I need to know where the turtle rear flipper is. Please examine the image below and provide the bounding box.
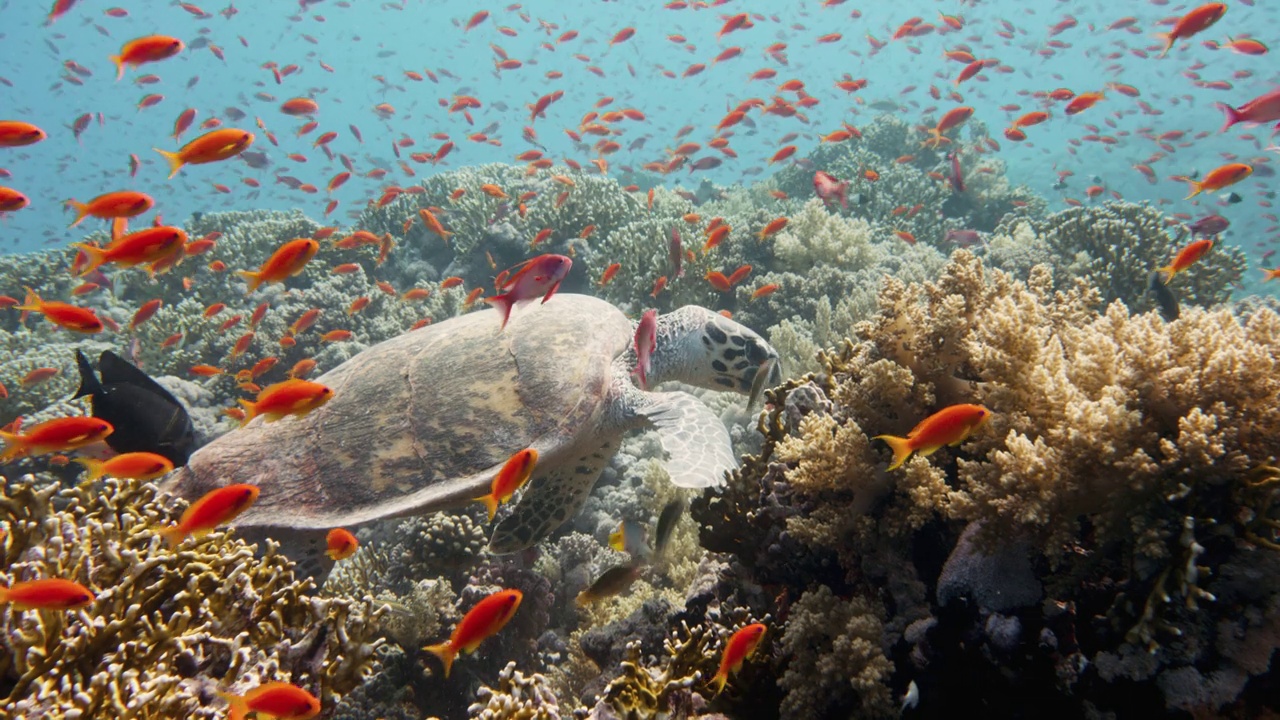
[489,436,619,554]
[238,526,336,588]
[640,390,736,489]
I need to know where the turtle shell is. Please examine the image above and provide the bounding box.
[162,293,633,529]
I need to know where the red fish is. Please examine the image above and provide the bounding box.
[238,379,334,425]
[423,589,523,678]
[110,35,184,80]
[0,186,30,212]
[710,623,767,695]
[14,287,104,333]
[1159,239,1214,281]
[874,404,990,470]
[1158,3,1227,58]
[325,528,359,561]
[237,238,319,293]
[1183,163,1252,198]
[159,483,260,546]
[0,415,113,461]
[632,309,657,389]
[485,254,572,329]
[65,190,154,227]
[473,448,539,521]
[813,171,849,209]
[1217,88,1280,132]
[0,121,46,147]
[217,681,320,720]
[0,578,95,611]
[73,226,187,275]
[76,451,173,481]
[155,128,254,178]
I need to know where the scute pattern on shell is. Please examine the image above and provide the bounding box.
[165,294,635,529]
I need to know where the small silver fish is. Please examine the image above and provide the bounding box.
[652,499,684,559]
[576,563,643,606]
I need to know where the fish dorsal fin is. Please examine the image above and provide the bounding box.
[97,350,184,407]
[73,349,101,400]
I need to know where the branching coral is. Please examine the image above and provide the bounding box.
[776,585,894,719]
[0,475,384,718]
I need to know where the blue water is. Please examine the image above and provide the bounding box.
[0,0,1276,269]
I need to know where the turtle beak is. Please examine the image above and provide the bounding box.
[747,356,780,410]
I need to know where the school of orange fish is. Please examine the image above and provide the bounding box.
[3,0,1280,711]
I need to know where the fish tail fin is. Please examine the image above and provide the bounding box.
[873,434,914,470]
[608,523,626,552]
[1183,178,1203,200]
[0,430,27,463]
[73,457,107,481]
[484,293,514,329]
[237,399,257,427]
[710,670,728,696]
[474,493,499,522]
[1156,33,1172,59]
[235,270,263,294]
[71,243,108,276]
[14,286,42,313]
[838,181,850,210]
[153,147,184,178]
[1264,268,1280,282]
[65,199,91,228]
[1157,264,1177,283]
[423,642,457,678]
[157,523,188,548]
[1215,102,1242,133]
[215,690,249,720]
[109,55,124,81]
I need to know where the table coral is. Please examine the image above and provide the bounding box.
[0,475,383,718]
[1013,201,1246,313]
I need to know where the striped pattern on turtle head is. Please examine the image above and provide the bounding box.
[640,305,782,395]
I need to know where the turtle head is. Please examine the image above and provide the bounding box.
[645,305,782,399]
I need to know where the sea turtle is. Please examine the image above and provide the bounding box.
[160,293,780,581]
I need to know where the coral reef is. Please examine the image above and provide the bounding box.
[0,475,383,718]
[1004,201,1246,313]
[693,250,1280,716]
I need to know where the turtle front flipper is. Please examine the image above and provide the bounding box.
[489,436,619,554]
[639,390,736,489]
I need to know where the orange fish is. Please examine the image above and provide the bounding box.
[0,415,113,462]
[155,128,254,178]
[14,287,104,333]
[710,623,767,695]
[1183,163,1252,199]
[473,448,539,521]
[874,403,990,470]
[1158,239,1214,282]
[598,262,621,286]
[0,185,30,212]
[0,578,96,611]
[159,483,260,547]
[320,329,352,342]
[238,379,334,426]
[0,120,47,147]
[110,35,184,80]
[65,190,154,228]
[75,451,174,481]
[757,217,788,241]
[237,238,319,293]
[325,528,359,561]
[423,589,523,678]
[1158,3,1227,58]
[419,208,453,242]
[705,271,732,292]
[217,681,320,720]
[1064,92,1104,116]
[72,226,187,275]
